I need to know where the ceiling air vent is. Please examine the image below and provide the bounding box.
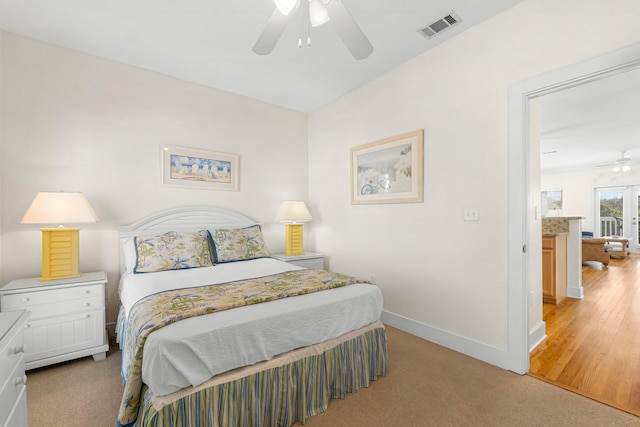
[418,11,462,39]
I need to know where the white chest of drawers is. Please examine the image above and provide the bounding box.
[0,272,109,370]
[0,310,29,427]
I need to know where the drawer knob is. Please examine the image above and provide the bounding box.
[83,289,91,294]
[13,344,26,355]
[21,297,30,302]
[14,375,27,386]
[84,314,91,318]
[83,302,91,308]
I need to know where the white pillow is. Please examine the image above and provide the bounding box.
[123,238,137,272]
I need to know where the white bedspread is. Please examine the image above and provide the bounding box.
[119,258,383,397]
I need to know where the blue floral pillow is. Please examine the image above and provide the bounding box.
[134,230,213,273]
[210,225,270,263]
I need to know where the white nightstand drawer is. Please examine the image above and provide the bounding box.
[2,283,102,309]
[3,295,103,319]
[271,253,325,270]
[0,355,26,424]
[0,328,25,386]
[2,284,103,319]
[292,258,324,270]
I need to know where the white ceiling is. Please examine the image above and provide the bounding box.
[538,68,640,174]
[0,0,522,113]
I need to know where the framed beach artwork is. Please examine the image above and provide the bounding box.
[350,130,424,205]
[162,145,239,191]
[541,189,563,217]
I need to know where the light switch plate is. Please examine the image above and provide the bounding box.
[464,207,479,221]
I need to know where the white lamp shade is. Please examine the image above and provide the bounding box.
[275,201,312,223]
[274,0,298,15]
[21,192,99,225]
[309,0,330,27]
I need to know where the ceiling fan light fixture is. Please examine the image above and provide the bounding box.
[309,0,330,27]
[274,0,298,16]
[623,165,631,172]
[612,165,621,173]
[255,0,372,60]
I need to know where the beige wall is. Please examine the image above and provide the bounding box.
[0,31,3,280]
[308,0,640,353]
[0,32,309,325]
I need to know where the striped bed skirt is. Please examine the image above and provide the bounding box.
[136,321,387,427]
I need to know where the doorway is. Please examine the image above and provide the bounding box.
[507,43,640,375]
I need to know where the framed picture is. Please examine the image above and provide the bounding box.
[162,145,239,191]
[541,189,563,217]
[351,130,424,205]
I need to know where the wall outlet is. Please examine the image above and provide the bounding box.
[464,207,480,221]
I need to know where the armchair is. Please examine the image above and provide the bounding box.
[582,238,610,266]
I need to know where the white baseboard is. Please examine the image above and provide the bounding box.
[381,310,513,371]
[566,285,584,299]
[528,320,546,352]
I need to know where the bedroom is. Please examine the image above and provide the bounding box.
[1,0,640,425]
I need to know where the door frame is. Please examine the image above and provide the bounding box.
[507,43,640,374]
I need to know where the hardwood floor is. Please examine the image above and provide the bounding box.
[529,254,640,416]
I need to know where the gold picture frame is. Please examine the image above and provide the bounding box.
[162,145,239,191]
[350,130,423,205]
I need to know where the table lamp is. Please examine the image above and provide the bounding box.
[21,191,99,281]
[275,201,312,256]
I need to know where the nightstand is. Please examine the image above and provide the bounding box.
[0,272,109,370]
[272,252,325,270]
[0,310,29,426]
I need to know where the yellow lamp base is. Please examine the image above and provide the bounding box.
[40,228,81,281]
[284,223,304,256]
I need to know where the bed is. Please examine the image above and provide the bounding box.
[115,206,387,427]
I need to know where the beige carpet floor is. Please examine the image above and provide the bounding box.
[26,326,640,426]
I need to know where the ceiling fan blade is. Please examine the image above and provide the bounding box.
[253,9,294,55]
[597,160,631,168]
[326,0,373,60]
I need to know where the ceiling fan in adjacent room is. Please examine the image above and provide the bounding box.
[597,150,632,173]
[253,0,373,60]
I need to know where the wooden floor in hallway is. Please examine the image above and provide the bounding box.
[529,254,640,417]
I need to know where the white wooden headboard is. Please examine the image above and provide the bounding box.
[118,205,258,274]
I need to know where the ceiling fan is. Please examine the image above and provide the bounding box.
[597,150,632,172]
[253,0,373,60]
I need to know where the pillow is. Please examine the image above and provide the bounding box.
[122,238,137,272]
[133,230,213,273]
[210,225,270,263]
